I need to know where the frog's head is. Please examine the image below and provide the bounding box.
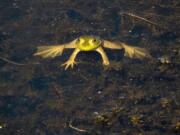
[75,35,102,51]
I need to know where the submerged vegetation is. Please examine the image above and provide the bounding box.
[0,0,179,135]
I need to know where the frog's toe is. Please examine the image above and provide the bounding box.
[61,62,70,70]
[61,60,77,70]
[71,61,77,68]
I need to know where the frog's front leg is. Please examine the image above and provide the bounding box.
[61,48,80,70]
[96,47,110,66]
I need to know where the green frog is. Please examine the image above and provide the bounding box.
[34,35,150,70]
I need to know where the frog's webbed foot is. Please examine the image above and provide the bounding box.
[121,43,151,59]
[61,60,77,70]
[34,45,65,58]
[61,48,80,70]
[34,39,76,58]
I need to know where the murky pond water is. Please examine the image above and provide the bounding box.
[0,0,179,135]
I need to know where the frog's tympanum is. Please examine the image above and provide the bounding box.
[34,35,150,70]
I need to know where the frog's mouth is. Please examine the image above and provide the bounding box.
[82,44,89,47]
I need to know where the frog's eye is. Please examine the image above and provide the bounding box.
[92,39,97,42]
[77,38,85,44]
[90,38,98,44]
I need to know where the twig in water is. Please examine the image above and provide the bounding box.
[69,120,88,133]
[0,56,39,66]
[120,12,161,28]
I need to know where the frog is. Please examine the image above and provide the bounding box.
[34,35,150,70]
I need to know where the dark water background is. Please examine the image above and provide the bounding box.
[0,0,179,135]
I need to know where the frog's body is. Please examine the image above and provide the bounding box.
[76,35,101,51]
[34,35,150,70]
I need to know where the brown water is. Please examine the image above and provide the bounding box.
[0,0,179,135]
